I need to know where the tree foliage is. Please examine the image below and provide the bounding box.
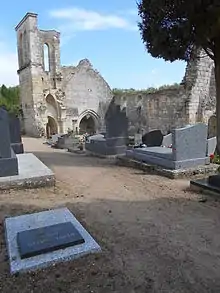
[137,0,220,62]
[137,0,220,153]
[112,83,181,96]
[0,85,21,116]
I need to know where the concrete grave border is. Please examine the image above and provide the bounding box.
[5,208,101,274]
[0,153,55,190]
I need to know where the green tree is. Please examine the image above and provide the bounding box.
[137,0,220,152]
[0,84,21,116]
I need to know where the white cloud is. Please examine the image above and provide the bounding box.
[49,7,137,33]
[0,42,18,86]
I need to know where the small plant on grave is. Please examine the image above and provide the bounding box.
[210,154,220,165]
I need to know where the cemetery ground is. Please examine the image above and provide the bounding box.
[0,138,220,292]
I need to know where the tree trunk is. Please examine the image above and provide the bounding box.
[214,49,220,154]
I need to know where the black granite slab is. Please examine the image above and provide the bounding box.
[17,222,85,259]
[190,177,220,194]
[208,175,220,188]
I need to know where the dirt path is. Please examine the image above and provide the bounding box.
[0,137,220,292]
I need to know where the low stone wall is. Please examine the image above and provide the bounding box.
[114,86,189,135]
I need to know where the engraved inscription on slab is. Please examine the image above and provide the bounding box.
[17,222,85,259]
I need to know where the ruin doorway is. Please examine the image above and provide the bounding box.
[46,116,58,138]
[79,114,96,135]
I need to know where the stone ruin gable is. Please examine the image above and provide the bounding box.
[182,48,216,125]
[60,59,113,131]
[15,12,113,136]
[114,86,188,135]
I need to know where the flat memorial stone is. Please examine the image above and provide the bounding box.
[17,222,85,259]
[5,208,101,274]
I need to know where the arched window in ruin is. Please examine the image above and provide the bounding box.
[23,30,28,64]
[44,43,50,71]
[19,33,23,67]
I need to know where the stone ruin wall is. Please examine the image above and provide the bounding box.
[114,49,216,136]
[16,13,113,137]
[114,86,187,135]
[15,12,217,137]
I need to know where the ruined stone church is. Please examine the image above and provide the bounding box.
[16,12,112,137]
[16,13,217,138]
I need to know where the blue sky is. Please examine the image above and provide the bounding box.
[0,0,186,89]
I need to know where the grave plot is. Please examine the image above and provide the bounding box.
[5,208,101,274]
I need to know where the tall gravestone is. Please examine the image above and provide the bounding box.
[0,108,18,177]
[9,114,24,154]
[105,99,128,153]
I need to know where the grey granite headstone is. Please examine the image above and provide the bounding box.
[0,107,12,158]
[207,136,216,156]
[162,133,172,147]
[0,107,18,177]
[172,123,208,161]
[126,123,209,170]
[85,98,129,156]
[9,114,24,154]
[142,130,163,147]
[105,101,128,141]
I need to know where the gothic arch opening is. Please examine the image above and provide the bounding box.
[46,94,58,118]
[46,116,58,138]
[79,113,97,135]
[44,43,50,71]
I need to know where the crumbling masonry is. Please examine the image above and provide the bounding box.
[16,13,216,138]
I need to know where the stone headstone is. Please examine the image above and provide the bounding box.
[51,134,59,144]
[105,99,128,149]
[127,123,209,170]
[162,133,172,147]
[9,114,24,154]
[0,107,18,177]
[142,130,163,147]
[0,107,12,158]
[105,102,128,140]
[17,222,85,259]
[172,123,207,161]
[207,136,216,156]
[85,99,128,156]
[135,133,142,145]
[208,115,216,138]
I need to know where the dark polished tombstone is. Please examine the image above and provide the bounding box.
[105,101,128,152]
[9,114,24,154]
[142,130,163,147]
[85,98,129,156]
[17,222,85,259]
[0,107,18,177]
[190,174,220,195]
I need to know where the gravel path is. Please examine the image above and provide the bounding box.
[0,137,220,292]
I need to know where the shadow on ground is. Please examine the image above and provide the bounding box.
[0,191,220,293]
[30,150,117,169]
